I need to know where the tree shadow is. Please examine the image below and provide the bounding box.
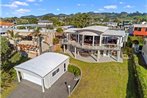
[126,58,139,98]
[136,53,147,69]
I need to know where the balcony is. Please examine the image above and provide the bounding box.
[62,39,121,51]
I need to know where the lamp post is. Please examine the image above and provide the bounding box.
[68,85,71,96]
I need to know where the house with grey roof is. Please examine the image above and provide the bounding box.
[62,26,127,62]
[38,20,53,28]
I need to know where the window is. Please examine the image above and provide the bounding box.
[64,63,66,72]
[134,27,141,31]
[137,28,141,31]
[52,68,60,76]
[134,27,138,31]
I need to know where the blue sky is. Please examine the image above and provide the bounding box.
[1,0,147,17]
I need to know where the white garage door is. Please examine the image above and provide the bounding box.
[23,73,42,85]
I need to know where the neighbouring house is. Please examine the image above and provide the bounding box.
[0,21,14,36]
[38,20,53,28]
[14,52,69,92]
[106,22,118,28]
[129,24,147,36]
[142,38,147,65]
[0,21,14,28]
[62,26,127,62]
[60,25,74,30]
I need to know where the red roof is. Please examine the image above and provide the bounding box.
[0,21,14,26]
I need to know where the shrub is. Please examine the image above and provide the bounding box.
[68,65,81,76]
[56,28,63,33]
[53,38,59,45]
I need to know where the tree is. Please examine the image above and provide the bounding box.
[72,13,91,28]
[1,37,11,64]
[7,30,20,50]
[56,28,63,33]
[32,27,42,55]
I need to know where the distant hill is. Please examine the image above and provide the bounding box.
[21,15,36,18]
[20,11,147,19]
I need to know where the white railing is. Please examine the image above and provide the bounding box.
[62,39,121,50]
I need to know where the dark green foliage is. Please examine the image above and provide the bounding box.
[132,54,147,98]
[53,38,59,45]
[56,28,63,33]
[1,37,29,93]
[68,65,81,76]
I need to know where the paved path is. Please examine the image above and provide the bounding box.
[8,72,78,98]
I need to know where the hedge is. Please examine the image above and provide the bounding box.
[68,65,81,76]
[132,54,147,98]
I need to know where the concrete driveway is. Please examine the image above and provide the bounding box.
[8,72,78,98]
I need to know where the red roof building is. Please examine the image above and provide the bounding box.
[133,24,147,36]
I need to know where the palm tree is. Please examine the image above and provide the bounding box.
[7,30,20,51]
[32,27,42,55]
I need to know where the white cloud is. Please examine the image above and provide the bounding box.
[119,2,124,4]
[56,8,60,11]
[104,5,117,9]
[0,1,28,8]
[27,0,36,2]
[13,1,28,6]
[38,8,46,11]
[124,5,134,8]
[39,0,43,2]
[98,8,104,11]
[16,8,30,14]
[77,4,81,6]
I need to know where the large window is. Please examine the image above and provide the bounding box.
[52,68,60,76]
[134,27,142,31]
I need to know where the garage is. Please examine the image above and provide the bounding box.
[23,73,42,85]
[14,52,69,92]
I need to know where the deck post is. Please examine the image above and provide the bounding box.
[117,50,121,61]
[63,45,65,53]
[16,70,20,82]
[97,50,100,62]
[82,35,84,46]
[78,34,79,44]
[42,78,45,93]
[99,35,102,46]
[74,47,77,58]
[92,36,95,46]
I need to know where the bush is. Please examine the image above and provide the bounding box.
[132,55,147,98]
[53,38,59,45]
[68,65,81,76]
[56,28,63,33]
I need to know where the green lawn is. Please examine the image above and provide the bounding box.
[69,57,137,98]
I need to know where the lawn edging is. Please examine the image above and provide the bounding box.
[68,63,82,97]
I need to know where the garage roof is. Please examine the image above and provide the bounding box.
[15,52,69,78]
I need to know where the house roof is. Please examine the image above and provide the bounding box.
[133,24,147,28]
[0,21,14,26]
[81,26,109,32]
[14,52,69,78]
[103,30,126,36]
[64,28,81,33]
[38,20,52,23]
[64,26,125,36]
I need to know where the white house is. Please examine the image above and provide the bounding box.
[62,26,127,62]
[142,38,147,64]
[38,20,53,28]
[14,52,69,92]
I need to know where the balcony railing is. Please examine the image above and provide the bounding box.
[62,39,121,50]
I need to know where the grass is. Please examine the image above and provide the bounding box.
[1,82,17,98]
[69,57,137,98]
